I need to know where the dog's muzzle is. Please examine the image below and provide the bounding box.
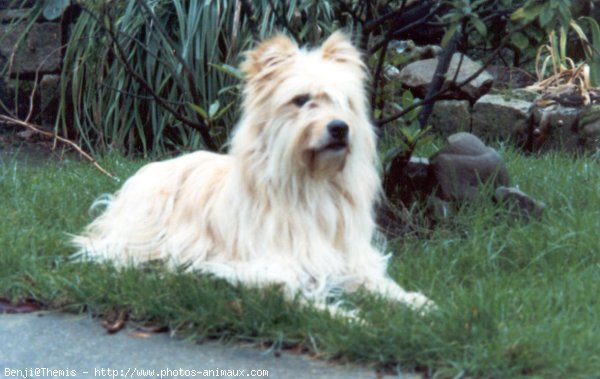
[322,119,349,151]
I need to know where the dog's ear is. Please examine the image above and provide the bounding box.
[321,31,363,65]
[241,34,298,79]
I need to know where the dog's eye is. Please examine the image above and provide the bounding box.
[292,94,310,107]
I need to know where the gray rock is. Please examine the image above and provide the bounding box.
[472,94,532,143]
[494,186,545,220]
[486,66,536,89]
[580,105,600,150]
[388,40,441,66]
[389,40,416,55]
[531,105,579,130]
[398,53,494,102]
[0,22,61,75]
[430,132,510,201]
[531,105,581,151]
[581,121,600,150]
[511,88,540,102]
[429,100,471,135]
[580,104,600,125]
[40,74,60,127]
[436,132,488,156]
[384,64,401,80]
[2,79,35,120]
[579,104,600,126]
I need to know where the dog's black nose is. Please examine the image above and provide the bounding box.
[327,120,349,141]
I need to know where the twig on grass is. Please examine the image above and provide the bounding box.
[0,114,117,180]
[2,42,117,180]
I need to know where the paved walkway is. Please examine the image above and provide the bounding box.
[0,311,417,379]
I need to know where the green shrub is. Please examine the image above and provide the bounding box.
[52,0,340,156]
[3,1,598,157]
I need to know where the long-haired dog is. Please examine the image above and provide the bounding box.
[72,32,433,313]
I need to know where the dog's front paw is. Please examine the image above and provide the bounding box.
[401,292,437,314]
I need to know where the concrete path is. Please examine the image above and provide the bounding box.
[0,311,415,379]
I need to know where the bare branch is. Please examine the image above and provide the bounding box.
[418,23,463,128]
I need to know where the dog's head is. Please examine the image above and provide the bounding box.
[232,32,375,181]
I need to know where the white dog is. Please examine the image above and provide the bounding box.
[72,32,433,313]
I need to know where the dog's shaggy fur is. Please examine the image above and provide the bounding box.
[72,32,433,311]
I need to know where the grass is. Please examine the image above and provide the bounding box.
[1,146,599,378]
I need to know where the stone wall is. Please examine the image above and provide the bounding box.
[0,3,61,126]
[395,50,600,153]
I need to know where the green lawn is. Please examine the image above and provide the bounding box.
[1,147,599,378]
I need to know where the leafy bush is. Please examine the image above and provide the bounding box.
[511,0,600,86]
[59,1,261,155]
[2,0,599,157]
[52,0,340,156]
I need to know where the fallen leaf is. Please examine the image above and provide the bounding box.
[0,298,43,314]
[132,323,169,334]
[102,310,128,334]
[128,331,151,339]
